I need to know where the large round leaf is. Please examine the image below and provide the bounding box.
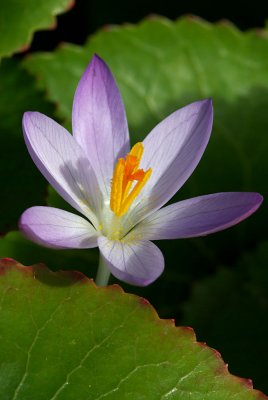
[0,258,266,399]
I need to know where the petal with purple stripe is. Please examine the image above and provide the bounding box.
[72,55,130,198]
[128,192,263,241]
[23,112,101,227]
[98,236,164,286]
[127,99,213,224]
[20,206,98,249]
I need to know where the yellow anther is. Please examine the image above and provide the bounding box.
[119,168,152,216]
[110,159,125,215]
[110,142,151,217]
[129,142,144,159]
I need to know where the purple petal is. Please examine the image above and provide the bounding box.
[128,100,213,223]
[72,55,130,198]
[19,207,98,249]
[23,112,101,226]
[128,192,263,240]
[98,236,164,286]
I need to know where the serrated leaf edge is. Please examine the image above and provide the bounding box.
[0,257,267,399]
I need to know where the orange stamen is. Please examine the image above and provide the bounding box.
[110,142,152,217]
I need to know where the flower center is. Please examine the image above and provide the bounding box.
[110,142,152,217]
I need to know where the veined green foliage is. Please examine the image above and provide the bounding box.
[0,259,265,400]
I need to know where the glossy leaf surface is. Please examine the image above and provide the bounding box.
[0,259,266,399]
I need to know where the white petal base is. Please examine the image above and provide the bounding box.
[98,236,164,286]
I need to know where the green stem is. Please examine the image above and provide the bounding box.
[95,254,111,286]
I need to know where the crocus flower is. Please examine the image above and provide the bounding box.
[19,55,262,286]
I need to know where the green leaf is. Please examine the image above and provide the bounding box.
[0,259,266,399]
[182,240,268,393]
[0,0,73,58]
[0,59,54,233]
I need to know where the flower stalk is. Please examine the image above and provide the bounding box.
[95,254,111,286]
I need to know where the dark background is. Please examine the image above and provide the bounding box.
[31,0,268,51]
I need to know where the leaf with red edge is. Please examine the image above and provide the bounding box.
[0,0,74,58]
[0,258,266,399]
